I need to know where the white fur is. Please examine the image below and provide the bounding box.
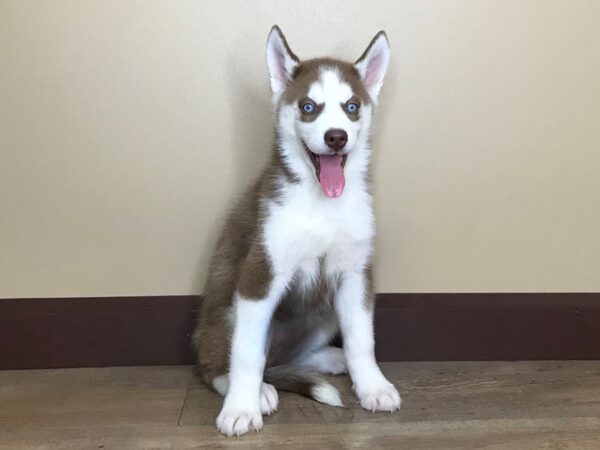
[212,375,279,416]
[297,346,347,375]
[216,287,284,436]
[262,180,374,280]
[216,29,397,437]
[259,382,279,416]
[262,67,399,414]
[277,69,374,189]
[355,32,390,103]
[212,374,229,396]
[300,69,360,155]
[266,70,375,276]
[334,272,401,412]
[266,27,298,104]
[311,382,344,407]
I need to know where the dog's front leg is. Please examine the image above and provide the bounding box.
[216,276,285,436]
[334,270,401,412]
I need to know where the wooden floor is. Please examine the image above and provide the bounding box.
[1,362,599,449]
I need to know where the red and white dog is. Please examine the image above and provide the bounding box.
[194,26,400,437]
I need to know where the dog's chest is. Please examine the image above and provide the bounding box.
[263,185,374,277]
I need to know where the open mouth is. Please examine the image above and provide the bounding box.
[304,143,348,199]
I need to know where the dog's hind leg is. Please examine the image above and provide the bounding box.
[296,346,347,375]
[285,312,347,375]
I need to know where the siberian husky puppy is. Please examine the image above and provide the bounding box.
[194,25,400,436]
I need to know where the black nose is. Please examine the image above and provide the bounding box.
[324,129,348,151]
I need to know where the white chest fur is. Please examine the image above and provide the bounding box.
[262,179,374,281]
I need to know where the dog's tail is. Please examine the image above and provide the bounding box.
[264,364,343,407]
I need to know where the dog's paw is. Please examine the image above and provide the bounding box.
[300,346,347,375]
[318,347,347,375]
[216,404,263,437]
[357,381,401,413]
[260,382,278,415]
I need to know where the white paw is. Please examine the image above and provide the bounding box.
[320,347,347,375]
[260,382,278,415]
[357,382,401,412]
[301,346,347,375]
[216,402,263,437]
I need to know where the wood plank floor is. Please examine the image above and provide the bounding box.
[1,361,599,449]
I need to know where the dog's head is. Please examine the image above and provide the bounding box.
[266,26,390,198]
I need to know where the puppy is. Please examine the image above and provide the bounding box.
[193,26,400,437]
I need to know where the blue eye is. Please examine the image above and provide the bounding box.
[346,102,359,113]
[301,102,315,114]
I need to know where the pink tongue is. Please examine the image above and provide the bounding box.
[318,154,345,198]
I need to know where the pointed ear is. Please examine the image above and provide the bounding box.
[266,26,299,100]
[355,31,390,103]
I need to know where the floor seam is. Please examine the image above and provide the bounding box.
[177,381,191,426]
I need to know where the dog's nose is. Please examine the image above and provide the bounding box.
[324,129,348,151]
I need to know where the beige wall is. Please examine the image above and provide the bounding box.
[1,1,599,298]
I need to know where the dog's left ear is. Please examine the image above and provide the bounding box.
[355,31,390,103]
[266,26,299,101]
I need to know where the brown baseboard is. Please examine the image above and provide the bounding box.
[1,293,599,370]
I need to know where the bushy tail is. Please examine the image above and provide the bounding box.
[264,364,343,407]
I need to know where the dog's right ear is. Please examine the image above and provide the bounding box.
[266,26,299,101]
